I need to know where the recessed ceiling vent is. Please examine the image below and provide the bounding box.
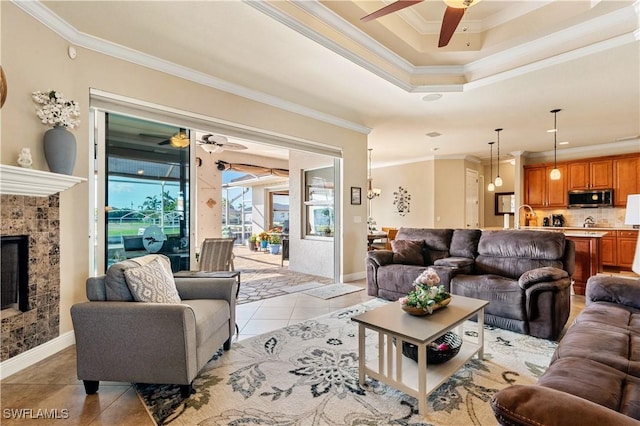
[426,132,442,138]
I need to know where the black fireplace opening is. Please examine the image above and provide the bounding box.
[1,235,29,311]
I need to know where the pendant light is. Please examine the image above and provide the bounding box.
[494,128,503,187]
[549,109,562,180]
[487,142,495,192]
[367,148,381,200]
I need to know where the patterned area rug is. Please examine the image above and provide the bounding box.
[135,300,557,425]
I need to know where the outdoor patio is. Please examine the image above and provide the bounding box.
[232,244,334,304]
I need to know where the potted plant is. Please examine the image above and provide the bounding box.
[258,232,269,250]
[248,234,258,251]
[269,235,281,255]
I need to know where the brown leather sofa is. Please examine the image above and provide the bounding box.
[366,227,575,340]
[491,275,640,425]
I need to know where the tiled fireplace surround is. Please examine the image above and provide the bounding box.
[0,194,60,361]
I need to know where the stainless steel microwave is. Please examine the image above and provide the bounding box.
[567,189,613,208]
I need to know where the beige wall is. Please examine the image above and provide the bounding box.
[0,3,368,340]
[369,160,436,229]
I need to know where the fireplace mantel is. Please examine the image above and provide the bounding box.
[0,164,86,197]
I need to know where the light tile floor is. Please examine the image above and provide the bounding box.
[0,278,371,425]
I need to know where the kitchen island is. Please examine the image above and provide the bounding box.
[562,231,607,295]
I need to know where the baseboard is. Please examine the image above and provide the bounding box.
[0,331,75,380]
[342,271,366,282]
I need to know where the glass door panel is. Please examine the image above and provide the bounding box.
[104,113,190,272]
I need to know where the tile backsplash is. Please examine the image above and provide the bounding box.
[536,207,631,228]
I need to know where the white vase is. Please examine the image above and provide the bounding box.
[43,125,76,175]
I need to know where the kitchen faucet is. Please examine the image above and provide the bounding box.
[515,204,536,229]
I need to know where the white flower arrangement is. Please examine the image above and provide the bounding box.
[32,90,80,129]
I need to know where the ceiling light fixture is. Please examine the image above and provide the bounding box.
[494,128,503,187]
[549,109,562,181]
[422,94,443,102]
[367,148,381,200]
[487,142,495,192]
[170,132,190,148]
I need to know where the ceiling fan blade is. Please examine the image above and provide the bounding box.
[361,0,423,22]
[220,142,247,151]
[439,6,465,47]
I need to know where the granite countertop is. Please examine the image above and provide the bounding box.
[482,226,637,238]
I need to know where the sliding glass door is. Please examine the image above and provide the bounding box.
[103,113,191,272]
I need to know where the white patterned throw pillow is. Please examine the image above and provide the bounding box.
[123,258,181,303]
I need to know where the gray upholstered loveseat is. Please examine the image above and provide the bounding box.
[71,254,237,397]
[491,275,640,425]
[366,228,575,340]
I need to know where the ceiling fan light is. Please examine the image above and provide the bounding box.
[170,132,189,148]
[443,0,481,9]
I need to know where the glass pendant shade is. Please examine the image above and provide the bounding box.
[487,182,495,192]
[549,168,561,180]
[494,176,503,186]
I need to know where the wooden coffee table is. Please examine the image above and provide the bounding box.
[351,295,489,416]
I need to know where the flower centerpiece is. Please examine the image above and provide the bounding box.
[32,90,80,129]
[32,90,80,175]
[399,267,451,315]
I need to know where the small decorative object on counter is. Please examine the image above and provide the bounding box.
[399,267,451,315]
[17,147,33,168]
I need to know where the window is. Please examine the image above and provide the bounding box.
[269,191,289,234]
[304,167,334,237]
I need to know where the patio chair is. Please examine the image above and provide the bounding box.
[198,238,235,272]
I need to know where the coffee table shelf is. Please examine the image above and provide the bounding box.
[352,295,488,416]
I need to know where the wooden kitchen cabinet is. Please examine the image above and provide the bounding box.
[614,156,640,206]
[600,232,616,266]
[565,235,601,296]
[524,164,567,208]
[617,230,639,269]
[568,159,612,190]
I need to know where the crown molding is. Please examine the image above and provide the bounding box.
[13,1,370,135]
[251,0,639,93]
[524,139,640,160]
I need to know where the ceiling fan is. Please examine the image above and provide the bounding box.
[140,131,190,148]
[361,0,482,48]
[197,134,248,153]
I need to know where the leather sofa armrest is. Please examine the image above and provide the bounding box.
[491,385,639,426]
[585,275,640,309]
[367,250,394,267]
[518,267,568,290]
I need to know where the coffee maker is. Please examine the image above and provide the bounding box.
[552,214,565,227]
